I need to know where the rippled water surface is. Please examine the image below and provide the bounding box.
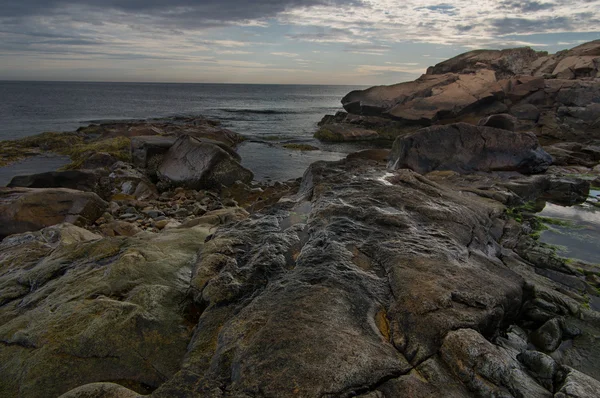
[0,81,368,182]
[539,190,600,264]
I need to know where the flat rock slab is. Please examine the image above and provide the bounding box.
[388,122,552,174]
[7,170,103,192]
[0,187,108,239]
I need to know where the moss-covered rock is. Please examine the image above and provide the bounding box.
[0,223,211,397]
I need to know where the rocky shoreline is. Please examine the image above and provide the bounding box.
[1,41,600,398]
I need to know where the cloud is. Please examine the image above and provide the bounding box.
[1,0,599,83]
[271,52,300,57]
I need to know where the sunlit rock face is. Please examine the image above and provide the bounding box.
[318,40,600,143]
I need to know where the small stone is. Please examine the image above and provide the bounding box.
[155,219,170,230]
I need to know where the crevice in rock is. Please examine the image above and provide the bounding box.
[318,369,408,398]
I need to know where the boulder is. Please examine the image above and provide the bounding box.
[0,187,108,239]
[7,170,103,192]
[158,135,253,190]
[388,123,552,174]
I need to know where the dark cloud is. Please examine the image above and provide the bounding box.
[2,0,362,27]
[414,4,457,16]
[499,1,557,13]
[489,16,573,35]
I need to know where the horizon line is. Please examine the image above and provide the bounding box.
[0,79,372,87]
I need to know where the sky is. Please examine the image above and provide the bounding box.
[0,0,599,85]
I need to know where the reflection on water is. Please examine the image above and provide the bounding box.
[538,190,600,264]
[0,155,71,186]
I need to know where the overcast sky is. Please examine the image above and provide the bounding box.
[1,0,599,85]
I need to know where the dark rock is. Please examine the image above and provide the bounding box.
[130,135,176,168]
[478,113,519,131]
[555,366,600,398]
[517,350,558,391]
[158,135,253,190]
[7,170,103,192]
[346,149,390,162]
[388,123,552,174]
[0,187,108,239]
[511,103,541,121]
[80,152,118,169]
[531,318,563,353]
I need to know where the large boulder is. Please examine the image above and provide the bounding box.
[388,123,552,174]
[0,187,108,239]
[158,135,253,190]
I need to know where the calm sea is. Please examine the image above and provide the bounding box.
[0,81,370,182]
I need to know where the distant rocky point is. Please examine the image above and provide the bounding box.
[317,40,600,146]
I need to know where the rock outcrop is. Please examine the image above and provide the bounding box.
[0,157,590,398]
[0,187,108,239]
[318,40,600,143]
[388,122,552,174]
[158,135,253,190]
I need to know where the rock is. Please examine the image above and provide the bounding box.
[478,113,519,131]
[108,162,158,201]
[7,170,104,193]
[314,123,380,141]
[78,117,245,146]
[426,47,545,78]
[440,329,552,397]
[555,366,600,398]
[5,155,600,397]
[154,219,170,230]
[158,135,253,190]
[531,318,564,352]
[0,187,108,239]
[0,222,211,397]
[99,220,142,237]
[511,103,541,121]
[517,350,558,391]
[336,41,600,148]
[388,123,552,174]
[59,382,141,398]
[80,152,119,169]
[130,135,176,169]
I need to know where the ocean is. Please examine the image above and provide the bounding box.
[0,81,371,183]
